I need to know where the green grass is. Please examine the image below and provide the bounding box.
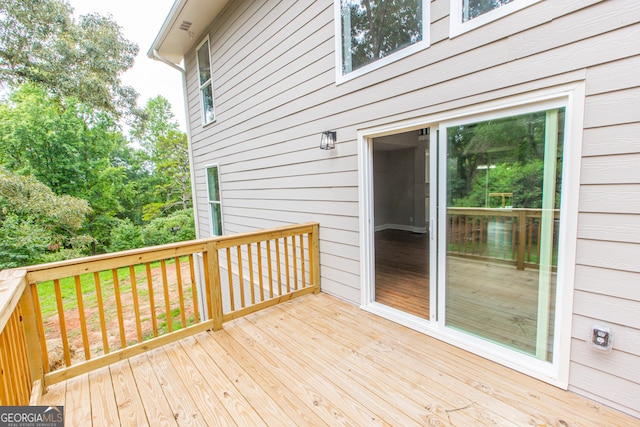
[35,259,173,319]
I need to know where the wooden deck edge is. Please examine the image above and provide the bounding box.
[44,320,215,385]
[43,287,319,386]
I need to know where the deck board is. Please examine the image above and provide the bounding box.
[89,366,120,427]
[41,293,640,427]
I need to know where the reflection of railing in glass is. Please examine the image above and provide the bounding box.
[447,207,559,270]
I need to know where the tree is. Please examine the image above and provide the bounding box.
[141,209,196,247]
[0,84,138,253]
[0,169,92,268]
[131,96,192,220]
[0,0,138,115]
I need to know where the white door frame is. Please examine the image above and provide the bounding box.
[358,82,585,388]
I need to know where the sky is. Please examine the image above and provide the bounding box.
[67,0,187,131]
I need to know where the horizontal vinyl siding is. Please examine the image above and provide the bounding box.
[572,21,640,417]
[181,0,640,418]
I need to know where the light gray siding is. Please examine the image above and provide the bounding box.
[181,0,640,418]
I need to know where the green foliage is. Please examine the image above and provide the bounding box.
[108,218,143,252]
[0,0,138,115]
[131,97,192,220]
[0,215,50,269]
[0,169,92,267]
[141,209,196,247]
[447,109,564,209]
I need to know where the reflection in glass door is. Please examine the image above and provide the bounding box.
[442,107,565,361]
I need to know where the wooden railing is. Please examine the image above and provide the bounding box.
[0,222,320,403]
[447,208,559,270]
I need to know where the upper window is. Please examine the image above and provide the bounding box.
[196,38,215,125]
[450,0,542,37]
[336,0,429,82]
[206,165,223,236]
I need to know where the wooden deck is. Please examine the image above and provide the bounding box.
[40,293,638,426]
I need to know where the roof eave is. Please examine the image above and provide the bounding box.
[148,0,229,65]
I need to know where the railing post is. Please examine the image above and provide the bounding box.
[311,224,321,294]
[205,241,224,331]
[18,281,44,402]
[517,210,526,270]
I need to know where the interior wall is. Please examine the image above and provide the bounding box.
[373,133,428,232]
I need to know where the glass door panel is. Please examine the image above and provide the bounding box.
[443,107,565,361]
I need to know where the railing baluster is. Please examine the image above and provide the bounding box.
[74,275,90,360]
[160,260,172,333]
[284,237,291,293]
[129,266,143,342]
[112,269,126,348]
[227,247,235,311]
[299,234,306,289]
[257,242,265,301]
[145,263,158,338]
[93,272,109,354]
[275,238,282,296]
[53,279,71,367]
[266,240,274,298]
[189,255,200,324]
[247,244,255,305]
[292,236,298,291]
[174,258,186,329]
[237,246,245,309]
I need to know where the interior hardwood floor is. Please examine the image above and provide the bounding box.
[40,293,639,426]
[374,229,430,318]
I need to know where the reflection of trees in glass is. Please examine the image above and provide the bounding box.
[462,0,515,22]
[341,0,422,73]
[447,109,565,209]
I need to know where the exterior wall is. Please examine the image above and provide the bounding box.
[182,0,640,418]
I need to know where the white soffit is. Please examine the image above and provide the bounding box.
[148,0,229,64]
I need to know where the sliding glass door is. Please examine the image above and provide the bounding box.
[440,105,565,361]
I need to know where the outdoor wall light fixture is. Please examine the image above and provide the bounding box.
[320,130,336,150]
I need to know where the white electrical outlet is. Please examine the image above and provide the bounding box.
[589,326,612,352]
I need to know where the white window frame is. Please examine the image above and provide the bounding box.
[335,0,430,84]
[450,0,542,38]
[196,36,215,125]
[205,164,223,236]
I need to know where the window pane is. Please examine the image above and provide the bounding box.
[445,108,565,362]
[462,0,515,22]
[201,84,214,123]
[207,166,220,201]
[197,41,211,85]
[341,0,423,74]
[210,203,222,236]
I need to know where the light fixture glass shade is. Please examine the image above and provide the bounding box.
[320,130,336,150]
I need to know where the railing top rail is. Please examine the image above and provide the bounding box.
[20,222,319,284]
[212,222,318,249]
[0,269,28,332]
[447,207,560,217]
